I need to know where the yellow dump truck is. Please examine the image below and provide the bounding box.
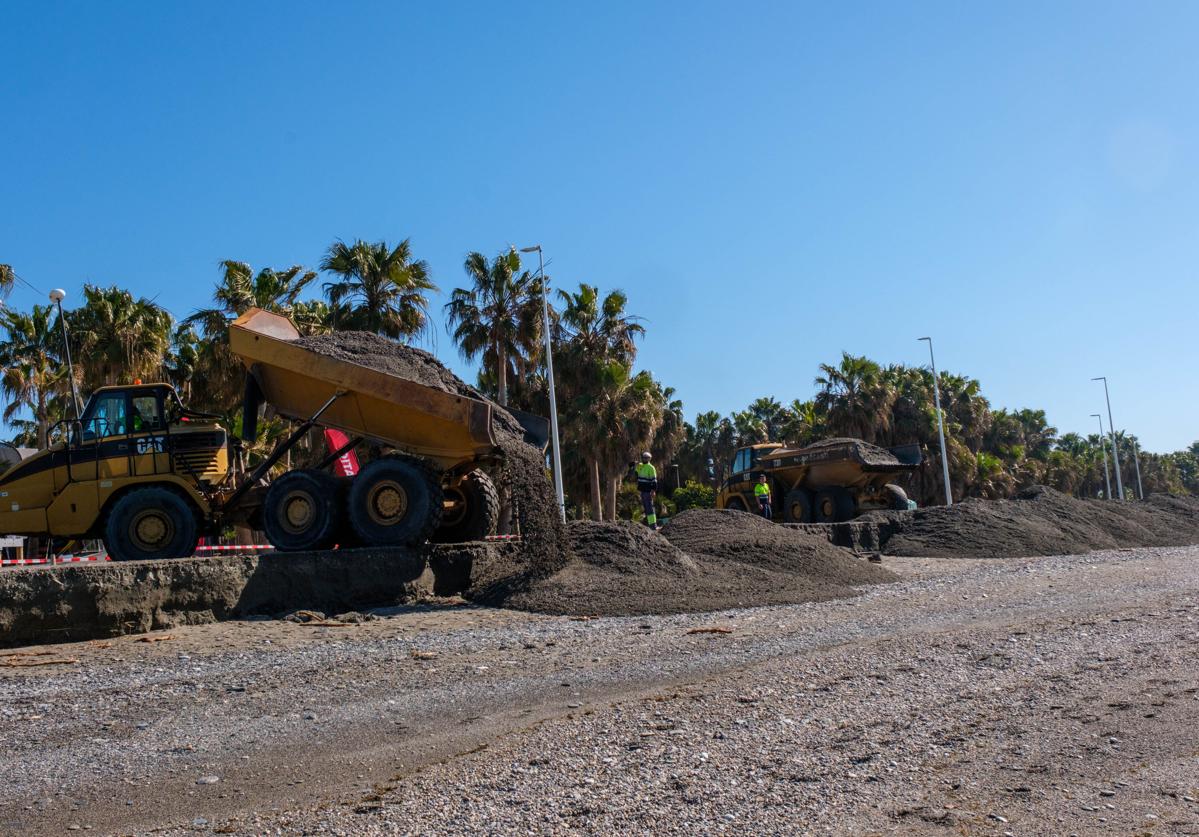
[717,438,921,522]
[0,308,519,561]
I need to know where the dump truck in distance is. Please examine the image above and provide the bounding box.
[717,437,921,522]
[0,308,515,562]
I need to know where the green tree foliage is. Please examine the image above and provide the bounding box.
[672,479,716,512]
[69,285,173,390]
[321,239,436,340]
[445,249,542,407]
[0,305,67,448]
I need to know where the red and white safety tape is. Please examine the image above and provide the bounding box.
[194,544,275,552]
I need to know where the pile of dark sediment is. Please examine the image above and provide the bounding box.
[294,331,569,576]
[866,486,1199,559]
[795,437,900,467]
[476,511,895,617]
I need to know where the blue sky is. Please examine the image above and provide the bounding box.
[1,1,1195,451]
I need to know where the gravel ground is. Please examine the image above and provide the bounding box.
[2,546,1197,835]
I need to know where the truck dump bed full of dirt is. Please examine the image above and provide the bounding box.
[229,309,497,470]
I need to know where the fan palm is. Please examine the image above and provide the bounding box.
[321,239,436,341]
[0,305,68,448]
[814,353,895,443]
[184,261,321,412]
[445,249,542,407]
[70,285,172,390]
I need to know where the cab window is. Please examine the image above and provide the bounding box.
[733,449,748,475]
[131,394,163,432]
[83,393,127,440]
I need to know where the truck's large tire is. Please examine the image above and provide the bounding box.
[884,483,910,511]
[813,487,855,523]
[347,456,443,546]
[782,488,813,523]
[812,487,856,522]
[435,469,499,543]
[104,487,199,562]
[263,470,343,551]
[723,496,748,513]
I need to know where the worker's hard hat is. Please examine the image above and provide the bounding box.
[641,451,652,461]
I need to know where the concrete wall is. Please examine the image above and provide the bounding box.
[0,544,493,648]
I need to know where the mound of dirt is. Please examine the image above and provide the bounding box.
[476,512,896,617]
[570,520,697,575]
[294,331,569,576]
[796,437,901,467]
[870,486,1199,559]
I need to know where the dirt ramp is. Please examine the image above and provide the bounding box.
[472,512,895,617]
[870,487,1199,559]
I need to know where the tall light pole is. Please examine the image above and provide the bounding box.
[1092,413,1112,500]
[519,245,565,521]
[1131,437,1144,500]
[919,337,953,506]
[1092,377,1124,500]
[49,289,82,418]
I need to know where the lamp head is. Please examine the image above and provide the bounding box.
[49,288,66,303]
[519,246,541,254]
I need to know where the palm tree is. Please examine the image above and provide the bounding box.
[184,261,322,412]
[554,283,649,519]
[70,285,172,390]
[0,264,14,298]
[555,284,644,366]
[779,399,823,447]
[650,385,686,481]
[445,249,542,407]
[747,396,788,441]
[814,353,895,443]
[321,239,437,340]
[0,305,67,449]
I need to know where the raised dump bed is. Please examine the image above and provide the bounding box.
[229,309,499,472]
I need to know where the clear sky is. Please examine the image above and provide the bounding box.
[2,1,1196,451]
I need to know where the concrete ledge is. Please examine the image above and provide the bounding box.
[0,543,497,648]
[781,520,881,554]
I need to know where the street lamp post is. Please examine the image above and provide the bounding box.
[672,463,680,490]
[1131,437,1144,500]
[1092,413,1112,500]
[1091,377,1124,500]
[919,337,953,506]
[519,245,566,522]
[49,289,82,418]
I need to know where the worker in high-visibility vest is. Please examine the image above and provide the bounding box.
[634,452,659,530]
[754,473,772,519]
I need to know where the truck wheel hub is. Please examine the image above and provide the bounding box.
[369,480,408,524]
[132,510,172,548]
[282,492,315,532]
[441,486,466,526]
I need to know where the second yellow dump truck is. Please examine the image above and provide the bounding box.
[0,308,527,562]
[717,438,921,522]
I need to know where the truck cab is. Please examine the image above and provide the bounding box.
[717,443,783,514]
[0,383,229,552]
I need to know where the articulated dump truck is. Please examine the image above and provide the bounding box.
[717,438,922,523]
[0,308,524,562]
